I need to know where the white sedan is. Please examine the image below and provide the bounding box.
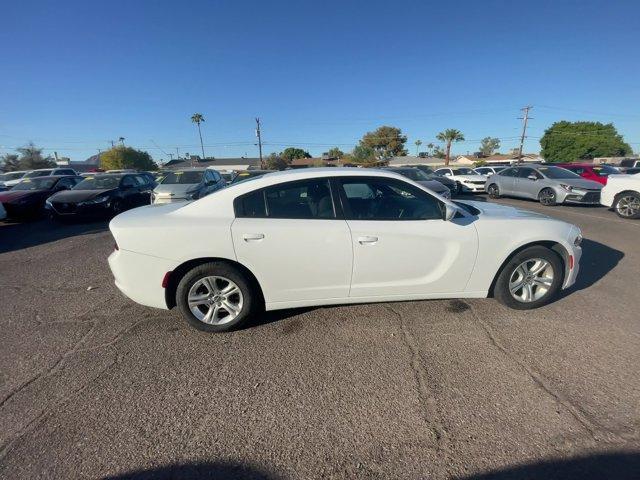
[601,173,640,219]
[108,168,582,332]
[434,167,488,193]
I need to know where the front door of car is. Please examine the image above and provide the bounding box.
[120,176,139,207]
[337,177,478,298]
[514,167,541,199]
[231,178,353,305]
[134,175,153,205]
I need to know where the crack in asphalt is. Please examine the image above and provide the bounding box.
[386,304,451,471]
[466,302,628,444]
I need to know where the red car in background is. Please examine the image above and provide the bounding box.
[555,163,621,185]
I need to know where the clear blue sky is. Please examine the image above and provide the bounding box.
[1,0,639,162]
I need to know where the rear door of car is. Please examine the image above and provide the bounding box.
[231,178,353,305]
[337,176,478,298]
[496,167,518,195]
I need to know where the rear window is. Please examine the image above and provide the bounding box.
[161,171,204,184]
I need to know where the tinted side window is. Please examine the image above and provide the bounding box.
[265,179,334,219]
[56,178,75,189]
[121,176,136,187]
[236,190,267,218]
[518,168,535,178]
[235,179,335,219]
[340,178,442,221]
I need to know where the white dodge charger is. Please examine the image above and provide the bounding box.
[108,168,582,332]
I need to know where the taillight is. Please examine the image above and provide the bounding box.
[568,255,574,270]
[161,271,172,288]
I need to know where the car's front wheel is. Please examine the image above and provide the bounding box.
[487,183,500,199]
[613,192,640,219]
[538,188,557,206]
[494,246,563,310]
[176,262,258,332]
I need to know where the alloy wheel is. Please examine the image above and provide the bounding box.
[188,276,244,325]
[539,189,556,206]
[616,195,640,218]
[509,258,554,303]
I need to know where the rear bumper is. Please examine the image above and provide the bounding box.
[108,249,176,309]
[152,196,188,204]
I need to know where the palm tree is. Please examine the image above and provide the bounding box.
[414,139,422,156]
[427,143,434,156]
[191,113,206,161]
[436,129,465,165]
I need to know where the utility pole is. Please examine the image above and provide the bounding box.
[255,117,264,169]
[110,140,115,148]
[176,147,180,160]
[517,106,533,163]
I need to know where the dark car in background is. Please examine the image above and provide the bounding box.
[46,173,154,219]
[383,167,451,199]
[0,175,82,218]
[403,165,459,195]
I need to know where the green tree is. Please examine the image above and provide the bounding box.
[479,137,500,156]
[325,147,344,159]
[0,153,20,171]
[191,113,206,160]
[17,143,56,169]
[360,126,408,160]
[264,152,288,170]
[540,121,632,162]
[432,146,446,159]
[281,147,311,162]
[436,129,465,165]
[414,139,422,156]
[427,143,435,156]
[348,145,378,165]
[100,146,157,170]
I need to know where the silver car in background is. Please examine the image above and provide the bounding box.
[151,168,225,204]
[486,164,602,206]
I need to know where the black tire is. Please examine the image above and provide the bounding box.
[538,188,557,206]
[487,183,500,199]
[613,192,640,219]
[111,199,124,216]
[176,261,259,332]
[494,246,564,310]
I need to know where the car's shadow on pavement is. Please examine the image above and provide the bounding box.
[0,218,109,254]
[560,238,624,297]
[102,452,639,479]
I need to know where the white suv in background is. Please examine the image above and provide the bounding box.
[0,170,30,189]
[434,167,487,193]
[601,173,640,219]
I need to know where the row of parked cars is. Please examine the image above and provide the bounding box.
[1,162,639,222]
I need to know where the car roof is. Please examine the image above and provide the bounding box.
[167,168,207,172]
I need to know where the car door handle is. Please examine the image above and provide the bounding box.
[243,233,265,242]
[357,236,378,245]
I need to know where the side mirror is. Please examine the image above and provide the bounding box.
[527,174,537,181]
[444,203,458,221]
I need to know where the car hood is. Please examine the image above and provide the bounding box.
[49,188,117,203]
[425,174,455,185]
[457,200,553,220]
[0,190,41,203]
[154,184,198,196]
[553,178,602,190]
[416,180,449,193]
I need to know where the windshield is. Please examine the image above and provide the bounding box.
[390,169,429,181]
[74,176,121,190]
[452,168,478,175]
[161,171,204,184]
[12,177,57,191]
[24,170,52,178]
[0,172,26,181]
[538,166,580,179]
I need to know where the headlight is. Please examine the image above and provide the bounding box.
[574,232,583,247]
[560,184,573,191]
[78,195,109,206]
[185,190,198,200]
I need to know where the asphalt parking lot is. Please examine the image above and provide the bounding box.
[0,196,639,479]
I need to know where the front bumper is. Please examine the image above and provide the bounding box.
[152,195,189,204]
[460,182,486,193]
[561,191,601,205]
[46,200,112,217]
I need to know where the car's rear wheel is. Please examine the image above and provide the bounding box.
[176,262,258,332]
[494,246,563,310]
[538,188,557,206]
[613,192,640,219]
[487,183,500,199]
